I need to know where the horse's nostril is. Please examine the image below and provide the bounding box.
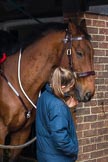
[84,92,92,102]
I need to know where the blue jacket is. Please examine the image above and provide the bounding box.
[36,84,79,162]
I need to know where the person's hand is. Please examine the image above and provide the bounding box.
[66,96,78,108]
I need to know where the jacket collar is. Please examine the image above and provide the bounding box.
[45,83,53,94]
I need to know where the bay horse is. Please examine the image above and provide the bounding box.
[0,20,95,162]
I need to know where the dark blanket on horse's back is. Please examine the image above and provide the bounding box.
[0,30,19,58]
[0,30,20,64]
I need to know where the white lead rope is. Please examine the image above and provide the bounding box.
[18,49,37,109]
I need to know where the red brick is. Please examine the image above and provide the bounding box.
[105,36,108,41]
[99,28,108,35]
[105,65,108,70]
[91,121,105,129]
[104,135,108,141]
[76,116,84,123]
[91,150,104,158]
[99,15,108,20]
[91,106,103,114]
[98,128,108,135]
[98,114,108,120]
[86,19,92,26]
[97,142,108,150]
[106,50,108,55]
[78,152,91,161]
[78,138,91,146]
[95,79,104,84]
[84,115,97,122]
[93,20,105,27]
[85,13,99,19]
[77,123,90,131]
[97,72,108,78]
[76,108,90,116]
[87,27,98,35]
[83,144,96,152]
[92,35,105,41]
[94,49,106,56]
[90,135,104,143]
[91,41,99,48]
[99,42,108,49]
[97,157,108,162]
[84,129,98,137]
[77,131,83,139]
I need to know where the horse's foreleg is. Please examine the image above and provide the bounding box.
[8,126,31,162]
[0,120,8,162]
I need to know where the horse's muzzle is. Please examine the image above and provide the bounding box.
[74,88,94,102]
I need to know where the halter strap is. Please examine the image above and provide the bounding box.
[76,71,95,78]
[62,29,95,78]
[63,36,84,43]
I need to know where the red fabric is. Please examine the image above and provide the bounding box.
[0,53,7,64]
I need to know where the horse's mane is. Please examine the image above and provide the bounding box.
[0,22,90,56]
[21,22,68,51]
[0,23,68,56]
[21,22,91,52]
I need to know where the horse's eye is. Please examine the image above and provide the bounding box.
[76,51,83,58]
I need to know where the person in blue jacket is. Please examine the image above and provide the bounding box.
[36,67,79,162]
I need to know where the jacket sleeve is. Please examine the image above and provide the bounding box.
[48,103,78,156]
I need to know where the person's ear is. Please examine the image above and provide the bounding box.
[70,82,75,88]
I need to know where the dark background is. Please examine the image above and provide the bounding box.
[0,0,108,22]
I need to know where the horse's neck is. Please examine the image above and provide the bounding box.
[3,31,64,102]
[21,35,63,97]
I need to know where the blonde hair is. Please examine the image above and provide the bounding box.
[50,67,75,99]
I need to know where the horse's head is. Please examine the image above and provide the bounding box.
[60,20,95,102]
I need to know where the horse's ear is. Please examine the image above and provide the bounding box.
[68,19,77,35]
[79,19,88,33]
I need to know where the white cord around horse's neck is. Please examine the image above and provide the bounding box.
[18,49,37,109]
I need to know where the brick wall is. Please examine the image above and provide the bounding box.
[76,13,108,162]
